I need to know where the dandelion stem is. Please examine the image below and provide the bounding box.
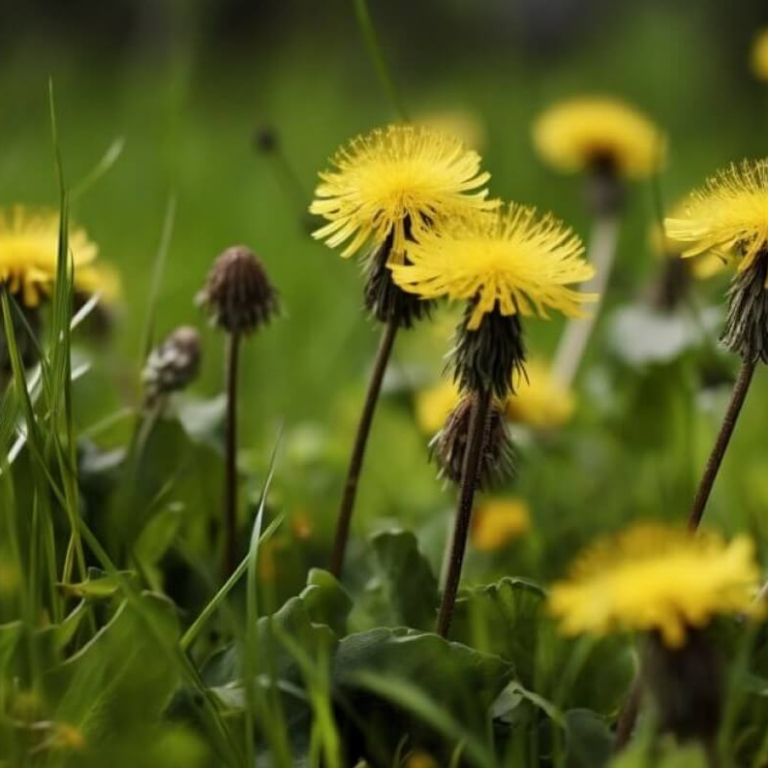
[330,317,398,577]
[353,0,409,121]
[436,386,492,638]
[687,358,756,531]
[223,331,242,577]
[552,215,620,387]
[613,680,642,751]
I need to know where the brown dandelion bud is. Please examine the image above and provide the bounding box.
[198,245,279,335]
[432,392,515,489]
[142,325,201,406]
[721,249,768,363]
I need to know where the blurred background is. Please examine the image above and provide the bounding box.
[4,0,768,591]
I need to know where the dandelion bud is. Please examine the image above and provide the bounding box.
[721,250,768,363]
[198,245,279,335]
[142,325,201,406]
[432,392,515,489]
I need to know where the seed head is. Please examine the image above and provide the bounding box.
[142,325,202,406]
[432,392,515,489]
[198,245,279,335]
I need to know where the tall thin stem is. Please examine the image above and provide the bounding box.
[436,386,492,638]
[687,358,756,531]
[552,215,620,388]
[330,318,399,577]
[223,331,242,577]
[353,0,409,121]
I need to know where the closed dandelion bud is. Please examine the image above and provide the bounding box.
[641,629,723,744]
[142,325,201,406]
[721,251,768,363]
[432,392,515,489]
[198,245,279,335]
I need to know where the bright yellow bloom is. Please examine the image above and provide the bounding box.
[415,379,458,434]
[472,497,531,551]
[649,201,727,280]
[506,359,575,429]
[310,125,496,262]
[532,97,665,179]
[0,207,100,307]
[549,524,760,648]
[73,263,122,303]
[752,28,768,81]
[665,160,768,280]
[391,204,595,330]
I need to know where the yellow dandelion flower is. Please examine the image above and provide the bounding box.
[472,497,531,551]
[549,524,760,648]
[73,262,122,303]
[416,108,486,151]
[649,201,728,280]
[415,379,459,434]
[390,204,595,330]
[310,124,496,262]
[0,207,98,307]
[532,97,665,179]
[665,160,768,279]
[752,28,768,81]
[506,359,575,429]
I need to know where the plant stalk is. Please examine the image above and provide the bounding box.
[687,358,756,531]
[330,318,398,578]
[223,331,242,577]
[552,215,620,388]
[436,386,492,638]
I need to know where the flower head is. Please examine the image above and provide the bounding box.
[310,125,495,262]
[416,379,459,435]
[665,160,768,277]
[532,97,665,179]
[752,28,768,81]
[0,207,98,307]
[472,497,531,551]
[391,204,595,330]
[505,359,575,429]
[549,524,760,648]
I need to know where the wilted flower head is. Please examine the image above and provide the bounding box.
[142,326,202,406]
[532,97,665,180]
[549,524,760,648]
[391,204,595,330]
[0,206,99,307]
[752,28,768,81]
[198,245,279,335]
[310,124,496,263]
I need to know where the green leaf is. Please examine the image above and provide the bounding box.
[58,567,137,599]
[564,709,613,768]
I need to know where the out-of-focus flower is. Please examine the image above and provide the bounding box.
[472,497,531,551]
[415,379,459,435]
[505,359,575,429]
[416,108,487,152]
[549,524,760,648]
[752,28,768,81]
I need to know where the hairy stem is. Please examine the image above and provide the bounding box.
[436,386,492,638]
[330,318,399,577]
[552,215,620,387]
[223,331,242,577]
[688,358,756,531]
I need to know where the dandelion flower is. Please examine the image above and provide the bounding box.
[416,108,486,152]
[506,359,575,429]
[415,379,459,435]
[0,207,98,307]
[391,204,595,330]
[472,497,531,551]
[310,124,496,262]
[752,28,768,81]
[532,97,665,179]
[665,160,768,276]
[549,524,760,648]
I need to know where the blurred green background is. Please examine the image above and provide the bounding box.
[4,0,768,581]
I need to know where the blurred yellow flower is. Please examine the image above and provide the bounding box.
[472,497,531,551]
[0,207,99,307]
[415,379,459,434]
[549,524,760,648]
[666,160,768,278]
[51,723,86,751]
[506,359,575,429]
[649,201,727,280]
[532,97,665,179]
[391,204,595,330]
[73,262,122,303]
[416,108,486,151]
[310,124,496,263]
[752,28,768,81]
[404,752,438,768]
